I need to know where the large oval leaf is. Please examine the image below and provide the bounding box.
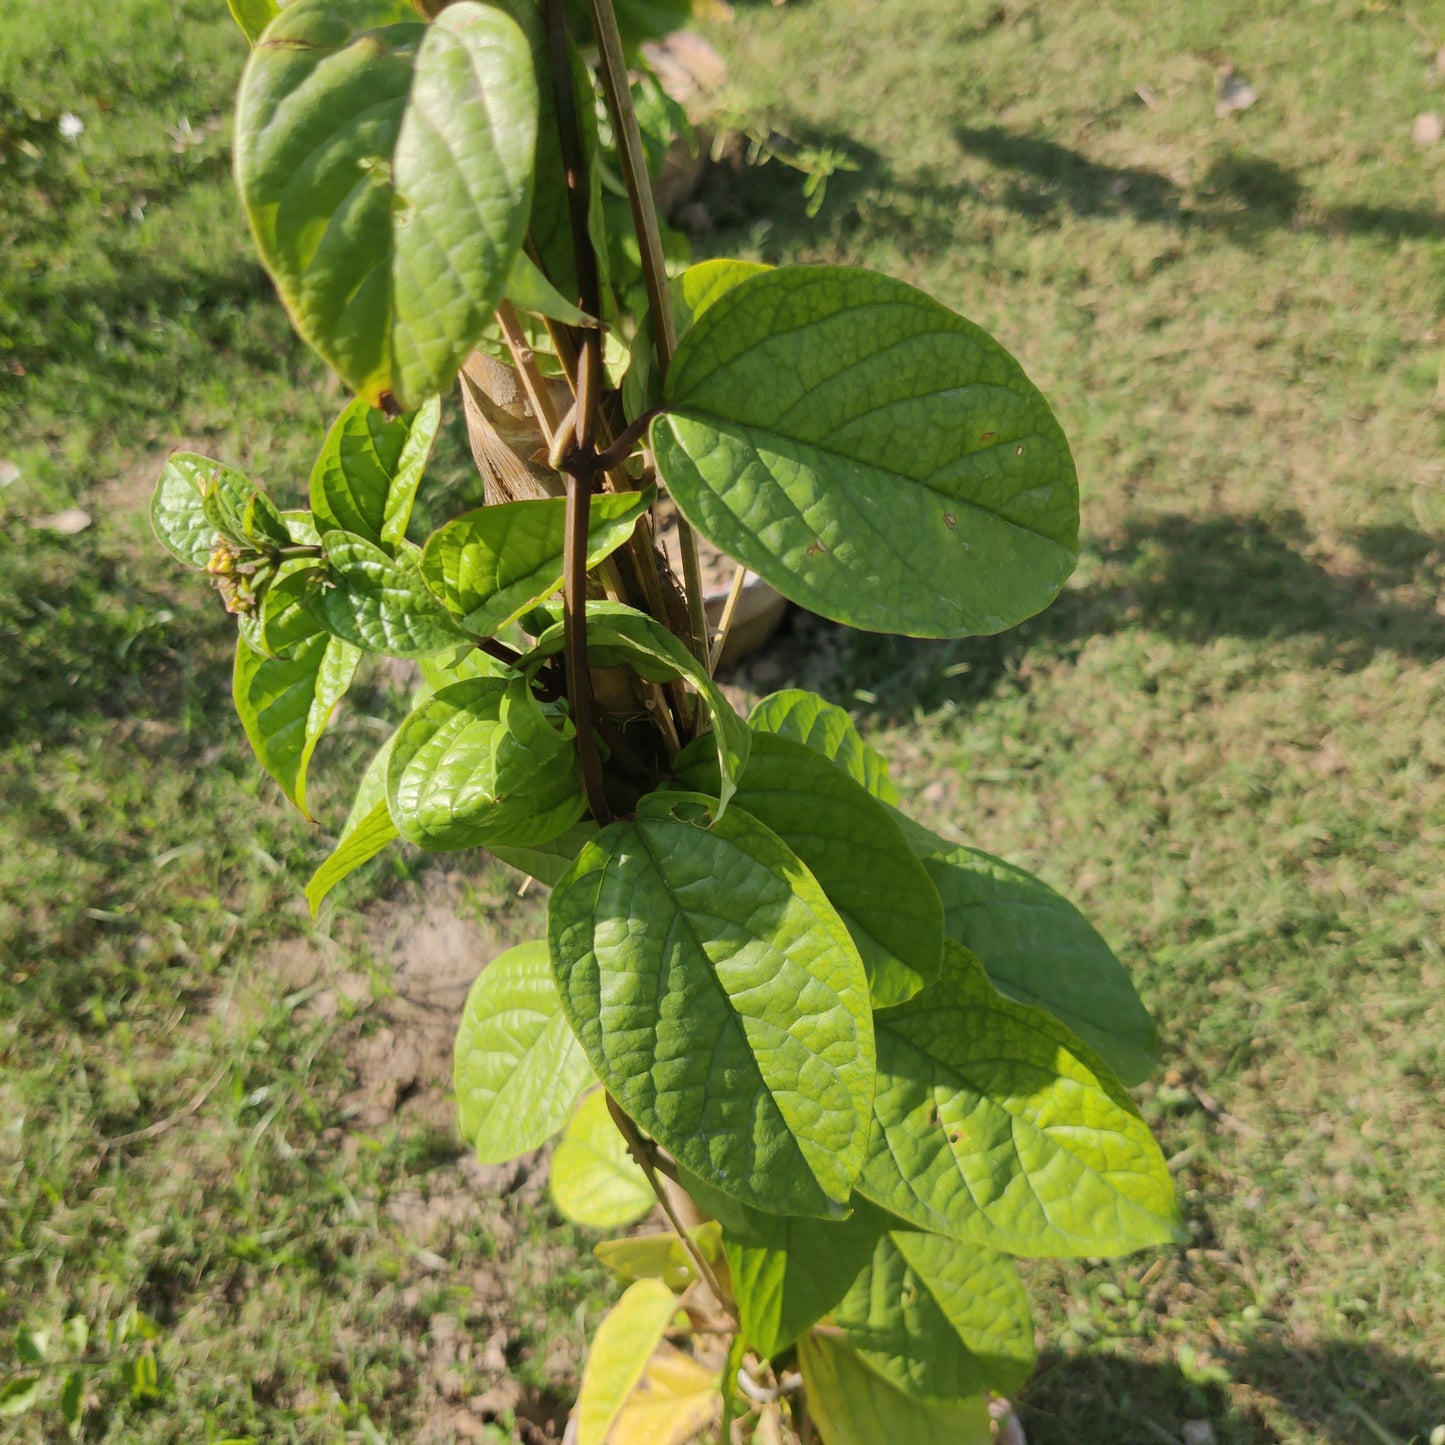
[797,1333,992,1445]
[550,1089,654,1230]
[858,943,1182,1257]
[547,796,874,1217]
[575,1278,677,1445]
[749,689,897,805]
[653,265,1079,638]
[675,731,942,1008]
[914,831,1157,1086]
[235,0,537,411]
[454,941,595,1165]
[833,1231,1034,1402]
[387,676,584,850]
[422,489,652,637]
[310,395,440,553]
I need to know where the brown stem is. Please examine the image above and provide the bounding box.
[563,471,612,825]
[605,1094,738,1326]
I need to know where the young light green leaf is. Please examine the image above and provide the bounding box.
[151,453,258,569]
[749,688,897,804]
[318,534,468,657]
[227,0,279,45]
[797,1333,992,1445]
[422,490,652,637]
[547,795,874,1217]
[723,1199,894,1358]
[506,250,595,327]
[909,828,1157,1086]
[61,1316,88,1357]
[417,645,514,692]
[527,601,749,813]
[0,1376,42,1418]
[310,395,440,553]
[550,1090,654,1231]
[595,1223,722,1291]
[235,0,538,411]
[653,265,1079,638]
[454,940,595,1164]
[305,734,400,916]
[233,624,360,819]
[575,1277,677,1445]
[488,822,597,887]
[833,1231,1034,1402]
[387,676,584,851]
[858,943,1182,1257]
[14,1328,47,1364]
[675,730,941,1007]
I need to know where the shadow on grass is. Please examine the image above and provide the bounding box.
[733,510,1445,717]
[1020,1339,1444,1445]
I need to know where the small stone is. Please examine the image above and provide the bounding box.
[0,460,19,487]
[1428,1426,1444,1445]
[1413,112,1443,147]
[31,508,92,535]
[1215,66,1258,118]
[1183,1423,1217,1445]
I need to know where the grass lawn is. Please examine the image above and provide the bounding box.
[2,0,1442,1442]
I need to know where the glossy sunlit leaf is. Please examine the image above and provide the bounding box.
[723,1199,893,1358]
[550,1089,654,1230]
[233,623,360,819]
[422,490,652,637]
[675,730,941,1007]
[834,1231,1034,1402]
[309,395,440,553]
[611,1343,720,1445]
[575,1278,677,1445]
[151,453,258,569]
[527,601,749,812]
[797,1333,991,1445]
[388,676,584,851]
[488,822,597,887]
[235,0,537,410]
[594,1223,722,1291]
[227,0,278,45]
[243,490,292,549]
[858,943,1182,1256]
[749,688,897,804]
[653,265,1079,637]
[911,832,1158,1086]
[306,734,399,916]
[317,533,468,657]
[454,941,594,1164]
[547,794,874,1216]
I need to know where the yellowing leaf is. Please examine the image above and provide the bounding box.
[576,1279,678,1445]
[609,1342,719,1445]
[550,1091,654,1230]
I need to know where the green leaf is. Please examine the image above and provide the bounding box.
[61,1316,88,1357]
[833,1231,1034,1402]
[913,834,1158,1086]
[422,490,652,637]
[575,1278,677,1445]
[0,1376,41,1417]
[60,1370,83,1434]
[723,1200,894,1358]
[595,1224,722,1292]
[243,490,293,549]
[388,676,584,850]
[235,0,538,411]
[797,1333,991,1445]
[858,943,1182,1257]
[417,645,514,691]
[306,735,400,916]
[317,533,468,657]
[151,453,258,569]
[892,811,1151,1066]
[14,1328,47,1363]
[488,822,597,887]
[233,626,361,819]
[749,688,897,805]
[126,1350,161,1402]
[454,941,594,1164]
[527,601,750,813]
[310,395,440,553]
[550,1090,654,1230]
[506,250,595,327]
[675,730,941,1007]
[653,265,1079,638]
[547,795,874,1217]
[227,0,279,45]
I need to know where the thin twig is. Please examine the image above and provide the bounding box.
[563,469,612,825]
[101,1059,230,1151]
[605,1094,738,1326]
[495,299,566,448]
[709,563,749,672]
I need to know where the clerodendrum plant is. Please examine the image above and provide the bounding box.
[153,0,1182,1438]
